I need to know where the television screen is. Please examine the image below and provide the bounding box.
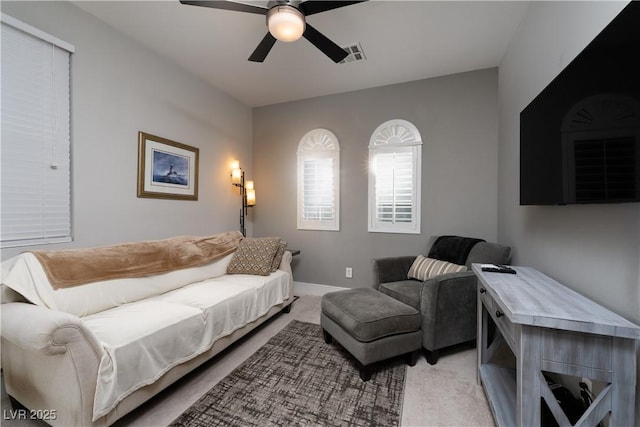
[520,2,640,205]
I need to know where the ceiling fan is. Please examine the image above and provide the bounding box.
[179,1,367,63]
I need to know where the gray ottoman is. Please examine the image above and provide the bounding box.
[321,288,422,381]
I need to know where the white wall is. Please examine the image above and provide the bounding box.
[0,1,252,259]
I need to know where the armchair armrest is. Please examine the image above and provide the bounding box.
[420,271,478,351]
[1,302,102,358]
[372,256,417,288]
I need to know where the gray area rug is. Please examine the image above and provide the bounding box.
[170,320,406,426]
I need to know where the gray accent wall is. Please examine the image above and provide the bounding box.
[498,2,640,417]
[498,1,639,326]
[0,1,252,260]
[253,69,499,289]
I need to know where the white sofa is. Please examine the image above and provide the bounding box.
[0,232,294,427]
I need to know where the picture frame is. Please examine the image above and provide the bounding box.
[137,131,199,200]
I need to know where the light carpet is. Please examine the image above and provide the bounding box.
[169,320,406,426]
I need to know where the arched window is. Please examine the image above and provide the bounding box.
[368,119,422,234]
[297,129,340,231]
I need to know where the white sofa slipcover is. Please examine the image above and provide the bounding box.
[0,233,294,427]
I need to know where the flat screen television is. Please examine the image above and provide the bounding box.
[520,2,640,205]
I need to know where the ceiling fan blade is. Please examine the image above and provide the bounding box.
[179,1,268,15]
[248,33,277,62]
[303,23,348,63]
[299,1,367,16]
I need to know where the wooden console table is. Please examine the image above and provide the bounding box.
[473,264,640,427]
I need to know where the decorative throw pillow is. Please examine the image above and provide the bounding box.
[270,240,287,272]
[227,237,283,276]
[407,255,467,281]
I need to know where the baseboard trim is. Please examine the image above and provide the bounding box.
[294,281,348,296]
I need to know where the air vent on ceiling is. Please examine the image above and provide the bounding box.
[339,42,366,64]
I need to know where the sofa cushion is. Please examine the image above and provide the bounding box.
[152,269,291,341]
[0,251,234,317]
[83,300,207,420]
[321,288,420,343]
[226,237,284,276]
[83,268,292,421]
[407,255,467,281]
[378,280,421,309]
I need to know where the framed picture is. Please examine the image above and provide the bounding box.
[137,131,199,200]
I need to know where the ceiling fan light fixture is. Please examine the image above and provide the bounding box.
[267,5,305,42]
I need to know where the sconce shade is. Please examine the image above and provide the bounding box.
[267,5,305,42]
[246,180,256,206]
[231,160,242,185]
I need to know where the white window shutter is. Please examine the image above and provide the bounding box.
[303,157,335,221]
[373,151,415,224]
[393,151,414,223]
[297,129,340,231]
[1,15,74,247]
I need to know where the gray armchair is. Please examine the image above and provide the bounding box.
[372,236,511,365]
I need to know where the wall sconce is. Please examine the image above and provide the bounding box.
[230,160,256,236]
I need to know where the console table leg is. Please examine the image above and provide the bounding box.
[477,294,487,385]
[610,338,636,425]
[517,325,541,427]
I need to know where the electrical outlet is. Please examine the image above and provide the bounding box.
[345,267,353,278]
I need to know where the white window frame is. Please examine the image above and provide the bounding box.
[368,119,422,234]
[1,14,74,248]
[297,129,340,231]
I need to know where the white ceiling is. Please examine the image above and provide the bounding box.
[72,1,530,107]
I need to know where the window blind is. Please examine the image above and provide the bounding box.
[1,15,74,247]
